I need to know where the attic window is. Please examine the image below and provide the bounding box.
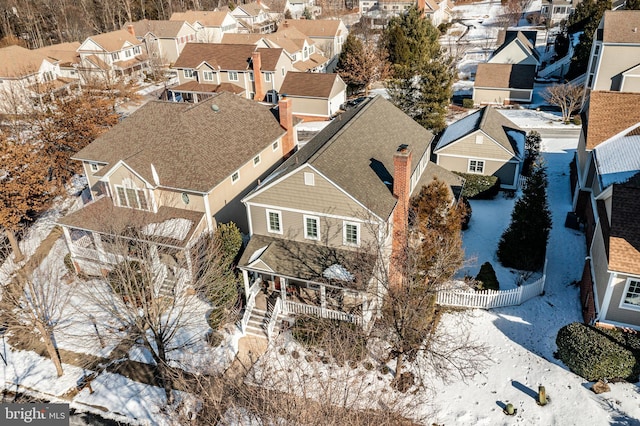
[89,162,99,172]
[253,155,261,166]
[304,172,314,186]
[475,135,483,144]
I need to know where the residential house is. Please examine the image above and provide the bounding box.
[230,1,276,34]
[77,29,149,84]
[359,0,452,28]
[491,30,540,70]
[57,92,299,280]
[473,63,536,105]
[279,19,348,68]
[35,42,81,81]
[278,72,346,120]
[432,106,525,189]
[284,0,321,18]
[237,95,464,336]
[540,0,574,26]
[585,10,640,93]
[0,45,78,114]
[124,20,198,65]
[222,27,330,72]
[169,10,239,43]
[171,43,294,103]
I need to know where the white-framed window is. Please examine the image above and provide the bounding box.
[125,49,132,58]
[265,73,272,82]
[89,162,99,172]
[304,215,319,240]
[281,67,285,76]
[475,134,483,144]
[183,69,195,78]
[249,71,254,81]
[468,159,485,174]
[231,170,240,184]
[111,52,120,60]
[203,71,215,81]
[253,155,261,166]
[343,221,360,246]
[134,46,141,54]
[228,71,239,81]
[304,172,314,186]
[114,185,149,210]
[303,46,308,59]
[266,209,282,234]
[621,278,640,311]
[272,140,279,151]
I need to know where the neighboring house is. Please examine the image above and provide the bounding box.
[0,45,78,114]
[231,1,276,34]
[57,92,299,280]
[359,0,452,28]
[585,10,640,93]
[490,30,540,70]
[124,20,198,65]
[432,106,525,189]
[284,0,321,18]
[473,63,536,105]
[171,43,294,103]
[278,72,346,120]
[77,29,149,84]
[35,42,81,80]
[540,0,574,26]
[237,95,464,335]
[222,27,330,72]
[169,10,239,43]
[279,19,348,69]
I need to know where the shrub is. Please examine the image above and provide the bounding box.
[555,322,640,382]
[475,262,499,290]
[462,98,475,109]
[63,253,76,275]
[460,197,472,230]
[291,315,367,363]
[572,115,582,125]
[454,173,500,199]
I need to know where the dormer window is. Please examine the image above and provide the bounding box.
[89,162,99,172]
[303,46,308,59]
[228,71,239,81]
[134,46,141,55]
[111,52,120,61]
[265,73,271,82]
[183,69,195,78]
[125,49,132,58]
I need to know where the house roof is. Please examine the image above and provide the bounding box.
[35,42,81,67]
[474,63,536,90]
[602,10,640,44]
[415,161,466,201]
[171,80,245,94]
[124,19,190,38]
[433,106,524,158]
[57,196,205,248]
[491,31,539,63]
[169,10,231,26]
[0,45,53,78]
[238,234,375,290]
[223,27,318,55]
[84,29,142,52]
[247,96,434,220]
[584,91,640,150]
[292,52,329,71]
[173,43,283,71]
[593,122,640,189]
[235,1,270,17]
[496,30,537,46]
[609,175,640,275]
[279,72,341,98]
[73,92,286,193]
[280,19,343,37]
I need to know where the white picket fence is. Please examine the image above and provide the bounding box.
[437,262,547,309]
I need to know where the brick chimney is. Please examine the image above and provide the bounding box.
[127,24,135,37]
[390,145,412,287]
[252,51,265,101]
[417,0,426,18]
[278,96,296,158]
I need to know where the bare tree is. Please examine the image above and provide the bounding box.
[502,0,532,26]
[335,35,390,95]
[542,83,583,123]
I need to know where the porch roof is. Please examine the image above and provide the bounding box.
[172,80,245,95]
[57,196,205,248]
[239,234,375,290]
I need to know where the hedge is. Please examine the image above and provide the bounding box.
[454,173,501,199]
[555,322,640,382]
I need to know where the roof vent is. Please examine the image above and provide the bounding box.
[211,104,220,112]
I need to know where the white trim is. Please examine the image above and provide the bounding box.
[247,203,254,236]
[467,159,485,174]
[618,277,640,312]
[247,202,376,224]
[113,184,150,210]
[203,192,214,232]
[303,214,320,240]
[434,151,518,163]
[343,221,360,246]
[304,172,314,186]
[266,209,283,234]
[595,319,640,332]
[600,272,617,316]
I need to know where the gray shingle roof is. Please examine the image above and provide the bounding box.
[279,72,340,98]
[474,63,536,90]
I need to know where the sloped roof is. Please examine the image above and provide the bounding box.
[247,96,434,220]
[224,27,318,56]
[491,31,539,63]
[497,29,537,46]
[0,45,53,78]
[585,91,640,150]
[474,63,536,90]
[170,10,231,26]
[124,19,189,38]
[35,42,81,67]
[593,123,640,189]
[84,29,142,52]
[292,52,329,71]
[280,19,343,37]
[602,10,640,44]
[171,80,245,94]
[235,1,270,16]
[279,72,342,98]
[173,43,283,71]
[609,175,640,275]
[434,106,524,158]
[73,92,286,193]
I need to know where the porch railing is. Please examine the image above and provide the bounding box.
[285,301,362,326]
[239,278,262,334]
[267,298,282,341]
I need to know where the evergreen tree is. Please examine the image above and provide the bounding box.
[567,0,611,79]
[626,0,640,9]
[335,34,389,94]
[497,162,552,271]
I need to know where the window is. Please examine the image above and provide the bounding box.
[115,185,149,210]
[89,162,99,172]
[249,71,254,81]
[228,71,238,81]
[267,210,282,234]
[111,52,120,60]
[253,155,261,166]
[281,67,285,76]
[343,222,359,246]
[304,215,319,240]
[304,172,314,186]
[203,71,214,81]
[134,46,141,54]
[622,279,640,310]
[303,46,308,59]
[125,49,132,58]
[265,73,271,82]
[475,134,483,144]
[468,159,485,174]
[182,192,190,205]
[272,140,279,151]
[231,170,240,184]
[183,69,195,78]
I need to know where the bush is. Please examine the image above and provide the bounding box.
[291,315,367,363]
[438,22,452,34]
[454,173,500,199]
[475,262,499,290]
[462,98,475,109]
[63,253,76,275]
[555,322,640,382]
[572,115,582,125]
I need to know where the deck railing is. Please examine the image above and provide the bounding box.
[285,301,362,325]
[239,278,262,334]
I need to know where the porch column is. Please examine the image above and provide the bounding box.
[61,227,74,256]
[242,269,250,298]
[93,233,109,265]
[320,285,327,317]
[193,93,199,103]
[281,277,288,314]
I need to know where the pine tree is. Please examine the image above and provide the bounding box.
[335,34,389,95]
[497,162,552,271]
[567,0,611,79]
[627,0,640,9]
